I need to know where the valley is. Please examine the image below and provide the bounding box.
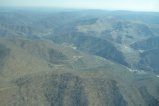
[0,8,159,106]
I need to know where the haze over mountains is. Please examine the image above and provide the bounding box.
[0,8,159,106]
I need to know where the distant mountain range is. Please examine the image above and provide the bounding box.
[0,8,159,106]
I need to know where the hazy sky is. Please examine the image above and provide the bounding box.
[1,0,159,11]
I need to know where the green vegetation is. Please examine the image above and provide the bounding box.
[0,9,159,106]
